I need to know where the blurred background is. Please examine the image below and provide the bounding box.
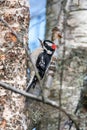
[29,0,47,52]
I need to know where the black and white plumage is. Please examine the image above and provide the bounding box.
[26,40,57,92]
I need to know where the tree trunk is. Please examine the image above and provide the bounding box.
[45,0,62,40]
[66,0,87,129]
[44,0,87,129]
[0,0,29,129]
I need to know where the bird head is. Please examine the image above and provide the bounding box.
[43,40,57,55]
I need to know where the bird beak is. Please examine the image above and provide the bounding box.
[38,38,43,47]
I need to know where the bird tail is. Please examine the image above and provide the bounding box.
[26,75,38,92]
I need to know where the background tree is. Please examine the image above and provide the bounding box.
[41,0,87,129]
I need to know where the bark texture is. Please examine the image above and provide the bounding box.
[0,0,29,130]
[46,0,62,40]
[66,0,87,129]
[43,0,87,129]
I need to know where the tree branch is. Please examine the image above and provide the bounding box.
[58,1,69,129]
[71,8,87,12]
[0,81,80,130]
[25,46,45,100]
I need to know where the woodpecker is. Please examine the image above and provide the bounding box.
[26,40,57,92]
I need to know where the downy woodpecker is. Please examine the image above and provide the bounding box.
[26,40,57,92]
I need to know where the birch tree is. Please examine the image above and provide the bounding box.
[45,0,87,129]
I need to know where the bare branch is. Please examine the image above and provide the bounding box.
[57,1,69,129]
[0,81,80,130]
[25,46,45,100]
[71,8,87,12]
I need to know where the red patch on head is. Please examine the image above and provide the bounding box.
[51,44,57,50]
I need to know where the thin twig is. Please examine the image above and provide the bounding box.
[58,0,68,129]
[25,47,45,100]
[0,81,80,130]
[70,8,87,12]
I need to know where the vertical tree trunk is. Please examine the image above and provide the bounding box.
[45,0,62,40]
[0,0,29,129]
[66,0,87,129]
[45,0,87,129]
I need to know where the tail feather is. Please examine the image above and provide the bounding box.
[26,75,38,92]
[26,81,34,92]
